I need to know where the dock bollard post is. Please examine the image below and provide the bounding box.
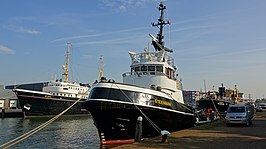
[135,116,143,142]
[161,130,170,143]
[1,109,5,118]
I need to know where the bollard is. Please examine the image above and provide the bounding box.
[196,117,199,123]
[161,130,170,143]
[135,116,143,142]
[2,109,5,118]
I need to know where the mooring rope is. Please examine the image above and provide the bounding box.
[210,98,225,120]
[0,91,87,149]
[114,83,162,134]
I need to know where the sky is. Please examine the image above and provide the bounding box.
[0,0,266,99]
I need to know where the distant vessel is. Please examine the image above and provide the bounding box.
[13,43,90,116]
[86,2,195,145]
[196,84,233,117]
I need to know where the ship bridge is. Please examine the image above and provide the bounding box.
[123,49,179,94]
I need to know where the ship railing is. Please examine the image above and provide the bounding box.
[133,51,175,67]
[123,71,177,81]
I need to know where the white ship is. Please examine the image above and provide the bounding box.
[13,43,90,116]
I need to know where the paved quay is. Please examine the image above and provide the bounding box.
[113,111,266,149]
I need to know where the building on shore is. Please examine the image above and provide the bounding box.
[1,82,47,109]
[5,82,46,91]
[0,85,18,109]
[183,90,200,108]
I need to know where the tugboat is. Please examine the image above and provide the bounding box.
[86,1,196,145]
[13,43,90,116]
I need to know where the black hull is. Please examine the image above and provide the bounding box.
[197,99,231,117]
[88,100,195,143]
[16,92,89,116]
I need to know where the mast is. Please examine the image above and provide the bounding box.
[98,55,104,80]
[62,42,71,83]
[151,1,172,52]
[204,80,207,93]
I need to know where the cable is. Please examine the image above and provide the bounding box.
[114,83,162,134]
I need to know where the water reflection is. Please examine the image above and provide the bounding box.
[0,114,100,148]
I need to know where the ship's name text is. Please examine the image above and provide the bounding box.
[154,99,172,106]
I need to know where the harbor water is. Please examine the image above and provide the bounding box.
[0,114,100,148]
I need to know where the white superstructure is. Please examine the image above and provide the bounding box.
[123,45,183,103]
[43,81,89,100]
[42,42,90,99]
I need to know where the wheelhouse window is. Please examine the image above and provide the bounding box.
[131,65,163,75]
[165,67,174,79]
[141,65,148,75]
[166,68,170,78]
[148,66,155,71]
[131,67,134,73]
[156,66,163,72]
[148,66,155,75]
[135,66,140,72]
[141,65,147,71]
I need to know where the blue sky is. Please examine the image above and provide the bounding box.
[0,0,266,99]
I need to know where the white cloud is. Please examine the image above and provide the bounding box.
[16,27,40,34]
[51,26,148,43]
[0,44,15,54]
[3,24,40,35]
[100,0,156,11]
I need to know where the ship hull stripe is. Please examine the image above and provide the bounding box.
[18,94,85,102]
[88,98,194,116]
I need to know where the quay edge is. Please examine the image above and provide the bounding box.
[112,111,266,149]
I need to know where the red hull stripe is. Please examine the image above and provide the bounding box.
[101,139,135,145]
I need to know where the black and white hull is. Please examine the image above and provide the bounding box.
[87,82,195,144]
[14,89,89,116]
[87,1,196,145]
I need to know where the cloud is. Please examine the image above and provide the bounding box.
[2,24,40,35]
[16,27,40,34]
[75,35,140,46]
[0,44,15,54]
[171,25,216,33]
[100,0,156,11]
[82,54,97,60]
[51,26,148,43]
